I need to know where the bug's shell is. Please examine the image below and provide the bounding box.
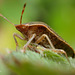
[15,22,75,57]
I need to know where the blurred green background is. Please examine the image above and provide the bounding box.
[0,0,75,53]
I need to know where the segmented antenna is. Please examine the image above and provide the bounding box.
[0,14,14,26]
[20,3,26,25]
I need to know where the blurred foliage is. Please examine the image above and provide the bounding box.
[1,49,74,75]
[0,60,9,75]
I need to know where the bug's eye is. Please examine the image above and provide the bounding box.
[22,26,25,29]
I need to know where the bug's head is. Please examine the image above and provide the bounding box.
[15,24,27,32]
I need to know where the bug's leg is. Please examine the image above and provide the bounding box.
[13,33,25,51]
[23,34,36,52]
[35,34,55,49]
[28,45,40,53]
[50,49,69,62]
[35,34,69,62]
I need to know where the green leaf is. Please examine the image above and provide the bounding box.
[1,47,75,75]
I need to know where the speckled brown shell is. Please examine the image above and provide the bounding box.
[15,22,75,57]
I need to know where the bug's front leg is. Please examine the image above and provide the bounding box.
[35,34,69,62]
[13,33,25,51]
[23,34,36,52]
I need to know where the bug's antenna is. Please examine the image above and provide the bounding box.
[20,3,26,25]
[0,14,15,26]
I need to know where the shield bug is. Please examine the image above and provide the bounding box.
[0,3,75,62]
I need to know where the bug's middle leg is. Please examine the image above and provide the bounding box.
[35,34,55,49]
